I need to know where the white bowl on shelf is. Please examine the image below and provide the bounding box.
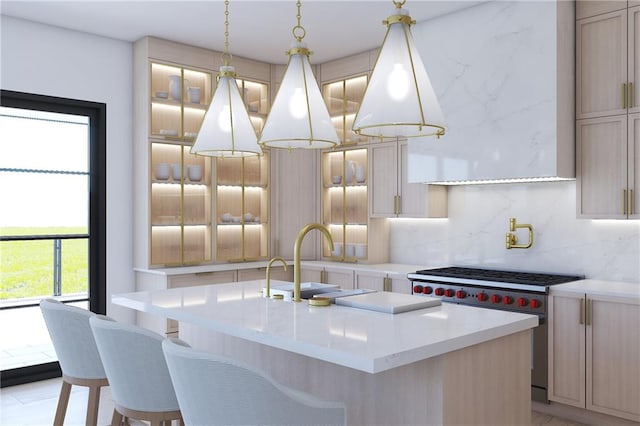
[155,91,168,99]
[154,163,170,180]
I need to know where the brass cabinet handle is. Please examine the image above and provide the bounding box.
[393,195,401,215]
[383,276,391,292]
[623,83,628,109]
[630,82,634,108]
[579,298,584,325]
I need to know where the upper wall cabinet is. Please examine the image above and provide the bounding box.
[407,1,575,184]
[133,37,271,268]
[576,6,640,119]
[369,139,447,218]
[576,3,640,218]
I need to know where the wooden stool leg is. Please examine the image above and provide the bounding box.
[85,385,101,426]
[110,409,123,426]
[53,380,72,426]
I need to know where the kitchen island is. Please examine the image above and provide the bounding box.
[113,280,538,425]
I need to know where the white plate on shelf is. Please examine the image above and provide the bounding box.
[159,129,178,137]
[155,91,168,99]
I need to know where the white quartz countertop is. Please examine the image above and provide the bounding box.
[113,280,538,373]
[551,279,640,299]
[300,261,427,277]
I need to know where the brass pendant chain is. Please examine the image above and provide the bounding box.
[292,0,306,42]
[222,0,232,66]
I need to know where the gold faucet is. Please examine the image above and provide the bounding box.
[265,256,288,298]
[506,217,534,249]
[293,223,334,302]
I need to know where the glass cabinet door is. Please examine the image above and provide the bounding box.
[322,75,368,145]
[149,61,213,266]
[322,148,368,261]
[216,153,269,262]
[150,143,212,265]
[150,62,212,141]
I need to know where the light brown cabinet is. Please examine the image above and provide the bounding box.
[322,73,368,145]
[270,149,319,260]
[549,291,640,422]
[299,264,354,290]
[134,36,272,268]
[577,115,639,218]
[148,61,214,266]
[576,4,640,118]
[369,139,447,218]
[215,154,270,262]
[321,147,389,263]
[576,4,640,218]
[354,270,411,294]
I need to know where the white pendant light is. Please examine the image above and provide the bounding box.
[353,0,446,139]
[191,0,261,157]
[259,0,340,150]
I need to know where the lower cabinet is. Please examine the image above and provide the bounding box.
[549,291,640,422]
[354,270,412,294]
[300,264,354,290]
[237,266,292,282]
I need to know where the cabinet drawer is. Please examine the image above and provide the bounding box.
[168,270,237,288]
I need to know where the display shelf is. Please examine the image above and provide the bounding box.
[216,153,269,262]
[322,148,369,261]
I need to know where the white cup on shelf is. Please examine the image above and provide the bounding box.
[172,164,182,181]
[355,244,367,258]
[154,163,170,180]
[331,242,342,257]
[188,87,201,104]
[345,243,355,257]
[188,165,202,182]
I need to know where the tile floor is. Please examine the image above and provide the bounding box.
[1,377,588,426]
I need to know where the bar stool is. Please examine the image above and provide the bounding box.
[39,299,109,426]
[162,338,346,425]
[89,315,182,426]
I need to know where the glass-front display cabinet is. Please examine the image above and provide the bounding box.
[322,74,368,144]
[322,148,368,261]
[216,154,269,262]
[149,61,213,266]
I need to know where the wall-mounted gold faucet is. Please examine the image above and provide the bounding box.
[265,256,288,298]
[293,223,334,302]
[506,217,534,249]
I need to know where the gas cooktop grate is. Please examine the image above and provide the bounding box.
[414,267,583,286]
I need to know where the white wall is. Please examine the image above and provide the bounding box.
[390,181,640,282]
[1,16,135,322]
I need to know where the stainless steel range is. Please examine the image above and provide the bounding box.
[407,266,583,403]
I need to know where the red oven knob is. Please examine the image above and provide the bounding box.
[503,296,513,305]
[444,289,455,297]
[490,294,501,304]
[413,285,423,294]
[530,299,542,309]
[422,286,433,295]
[517,297,528,307]
[434,288,445,296]
[477,292,488,302]
[456,290,466,299]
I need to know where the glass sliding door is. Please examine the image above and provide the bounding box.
[0,90,106,386]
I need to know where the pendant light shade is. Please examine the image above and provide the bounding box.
[191,1,261,157]
[191,65,261,157]
[259,2,340,150]
[353,2,446,139]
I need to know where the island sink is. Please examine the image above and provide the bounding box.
[262,282,339,300]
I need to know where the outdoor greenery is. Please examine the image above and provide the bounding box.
[0,227,88,300]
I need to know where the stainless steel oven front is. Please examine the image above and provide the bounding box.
[407,267,584,403]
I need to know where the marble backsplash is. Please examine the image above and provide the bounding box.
[389,181,640,283]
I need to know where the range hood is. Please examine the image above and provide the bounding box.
[406,0,574,185]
